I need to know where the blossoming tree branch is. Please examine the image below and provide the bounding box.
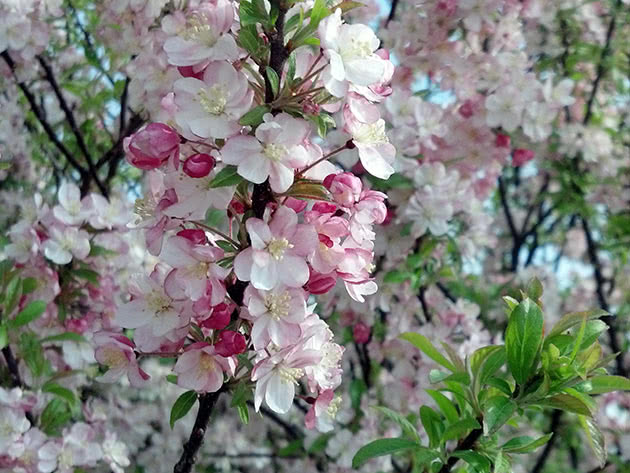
[1,1,630,473]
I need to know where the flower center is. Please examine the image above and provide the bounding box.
[198,85,228,115]
[199,353,216,372]
[262,143,287,162]
[181,13,218,47]
[340,37,373,61]
[353,119,389,145]
[327,396,343,418]
[266,237,293,260]
[102,347,127,368]
[187,261,209,279]
[276,364,304,384]
[146,291,172,314]
[134,197,155,222]
[264,291,291,320]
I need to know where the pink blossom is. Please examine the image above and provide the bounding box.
[243,285,307,349]
[252,343,322,414]
[305,389,342,433]
[43,226,91,265]
[124,123,180,170]
[163,0,238,67]
[52,182,90,226]
[174,61,253,139]
[353,322,371,344]
[93,331,150,387]
[221,113,312,192]
[234,206,317,290]
[173,342,236,392]
[323,172,362,208]
[160,235,229,302]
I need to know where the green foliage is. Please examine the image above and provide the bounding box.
[170,391,198,429]
[354,279,630,472]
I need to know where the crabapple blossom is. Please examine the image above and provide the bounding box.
[221,113,313,192]
[243,285,308,349]
[173,342,237,392]
[42,226,91,264]
[52,182,90,226]
[162,0,238,66]
[173,61,253,139]
[94,331,150,387]
[305,389,343,433]
[319,9,388,96]
[234,206,318,290]
[252,342,322,414]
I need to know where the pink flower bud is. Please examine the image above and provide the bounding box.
[200,303,233,330]
[323,172,362,207]
[229,199,246,214]
[176,229,206,245]
[495,133,511,148]
[183,153,216,178]
[353,322,371,344]
[458,100,475,118]
[383,208,395,226]
[512,148,535,167]
[306,271,337,295]
[214,330,246,356]
[124,123,180,170]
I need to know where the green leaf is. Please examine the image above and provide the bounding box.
[505,299,544,385]
[526,277,543,300]
[265,67,280,98]
[483,396,516,436]
[579,415,606,468]
[373,406,420,442]
[486,377,513,396]
[21,277,38,294]
[352,438,420,469]
[72,268,99,286]
[307,0,330,28]
[285,180,332,201]
[331,0,366,14]
[170,391,198,429]
[88,244,118,258]
[40,398,72,436]
[452,450,491,472]
[419,406,444,448]
[539,393,592,416]
[0,324,7,350]
[546,309,608,340]
[42,382,77,406]
[580,375,630,394]
[9,300,47,329]
[501,434,553,453]
[40,332,88,344]
[400,332,457,372]
[236,403,249,424]
[4,275,22,315]
[239,105,271,126]
[208,165,244,188]
[425,389,459,424]
[493,451,511,473]
[443,417,481,441]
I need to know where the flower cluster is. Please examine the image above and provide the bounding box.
[97,0,395,432]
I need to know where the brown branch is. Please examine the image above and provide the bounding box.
[174,390,223,473]
[531,411,562,473]
[1,51,88,180]
[581,218,626,377]
[36,55,108,197]
[438,425,483,473]
[582,0,622,125]
[386,0,400,26]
